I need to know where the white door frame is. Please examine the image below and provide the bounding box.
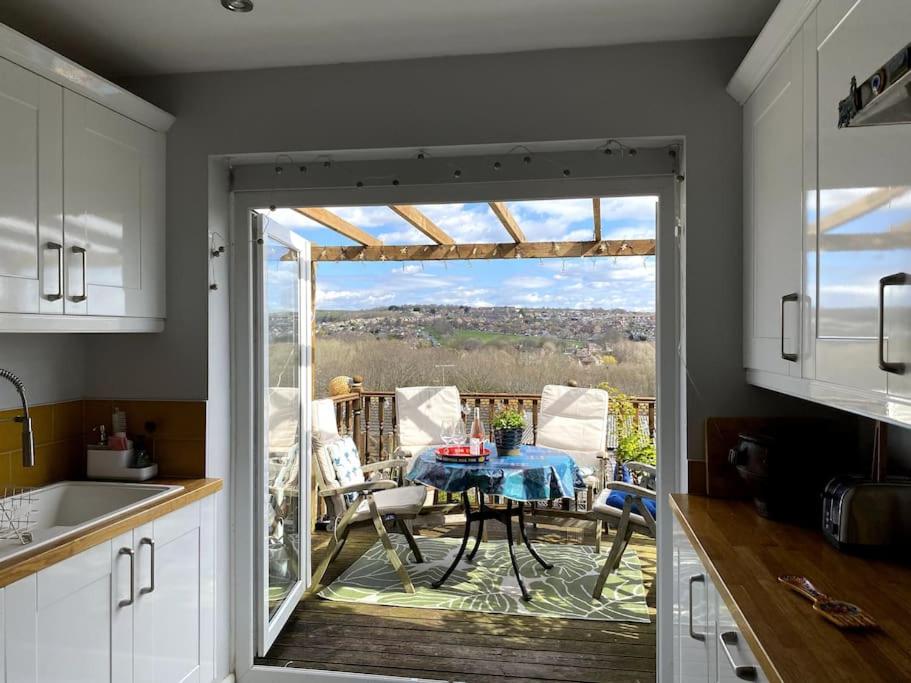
[230,173,683,683]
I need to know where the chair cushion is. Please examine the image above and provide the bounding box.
[599,490,657,519]
[351,485,427,523]
[325,436,364,503]
[536,385,609,454]
[395,386,461,449]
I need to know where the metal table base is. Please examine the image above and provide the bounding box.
[431,490,552,601]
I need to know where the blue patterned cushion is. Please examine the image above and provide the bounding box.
[325,436,364,503]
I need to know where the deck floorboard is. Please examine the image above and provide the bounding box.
[257,518,656,682]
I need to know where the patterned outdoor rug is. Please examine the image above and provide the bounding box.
[318,533,651,622]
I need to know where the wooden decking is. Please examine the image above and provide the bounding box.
[258,517,656,682]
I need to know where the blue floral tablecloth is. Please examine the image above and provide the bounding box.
[405,443,581,502]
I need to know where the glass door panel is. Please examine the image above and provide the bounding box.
[255,214,312,654]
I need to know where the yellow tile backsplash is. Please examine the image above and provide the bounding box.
[0,398,207,488]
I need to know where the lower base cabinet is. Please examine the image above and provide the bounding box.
[2,498,215,683]
[673,515,767,683]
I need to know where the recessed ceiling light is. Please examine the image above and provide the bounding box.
[221,0,253,12]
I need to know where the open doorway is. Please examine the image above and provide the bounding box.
[259,196,658,679]
[232,145,682,683]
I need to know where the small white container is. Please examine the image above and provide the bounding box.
[87,446,158,482]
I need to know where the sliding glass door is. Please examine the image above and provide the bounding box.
[253,214,312,654]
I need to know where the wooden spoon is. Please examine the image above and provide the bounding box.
[778,575,878,629]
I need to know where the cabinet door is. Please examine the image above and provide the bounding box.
[134,503,202,683]
[712,585,767,683]
[0,58,63,314]
[63,89,165,318]
[815,0,911,395]
[673,516,711,682]
[743,32,804,377]
[5,536,134,683]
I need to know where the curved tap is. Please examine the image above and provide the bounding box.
[0,369,35,468]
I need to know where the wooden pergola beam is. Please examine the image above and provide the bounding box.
[294,207,381,246]
[820,229,911,252]
[818,187,908,234]
[389,205,454,245]
[593,198,602,241]
[489,202,526,242]
[313,239,655,262]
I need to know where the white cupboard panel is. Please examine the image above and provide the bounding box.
[0,57,63,315]
[134,524,202,683]
[64,89,165,319]
[815,0,911,393]
[744,34,804,377]
[5,575,37,682]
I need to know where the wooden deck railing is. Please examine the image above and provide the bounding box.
[331,389,656,464]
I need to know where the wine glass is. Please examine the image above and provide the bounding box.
[452,418,467,446]
[439,417,454,446]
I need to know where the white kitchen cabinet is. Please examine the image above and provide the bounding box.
[134,503,204,683]
[63,90,166,319]
[739,1,911,427]
[673,515,767,683]
[0,23,170,331]
[743,31,804,377]
[2,501,214,683]
[5,535,133,682]
[0,57,63,315]
[673,516,712,682]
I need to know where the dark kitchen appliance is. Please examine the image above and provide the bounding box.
[822,476,911,554]
[728,429,846,524]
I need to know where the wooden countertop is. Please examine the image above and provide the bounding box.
[0,478,222,589]
[671,494,911,682]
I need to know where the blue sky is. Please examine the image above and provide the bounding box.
[262,197,658,310]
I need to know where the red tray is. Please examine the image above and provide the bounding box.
[435,445,491,458]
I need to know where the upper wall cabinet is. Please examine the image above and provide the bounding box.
[0,58,63,315]
[63,91,165,319]
[0,24,172,333]
[735,0,911,427]
[743,32,804,378]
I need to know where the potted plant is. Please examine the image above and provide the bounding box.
[491,407,525,456]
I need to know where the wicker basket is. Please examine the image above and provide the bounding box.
[327,376,352,397]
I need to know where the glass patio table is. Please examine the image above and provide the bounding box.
[406,443,581,601]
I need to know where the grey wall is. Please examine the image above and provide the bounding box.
[0,335,85,409]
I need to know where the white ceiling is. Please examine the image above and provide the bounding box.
[0,0,777,78]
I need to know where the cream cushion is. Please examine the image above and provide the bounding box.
[536,385,608,453]
[350,484,427,523]
[268,387,300,452]
[536,385,609,481]
[395,386,461,449]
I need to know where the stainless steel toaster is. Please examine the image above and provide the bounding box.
[822,476,911,554]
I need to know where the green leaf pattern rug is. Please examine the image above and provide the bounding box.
[318,534,650,622]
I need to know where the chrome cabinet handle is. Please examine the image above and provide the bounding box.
[118,547,135,607]
[688,574,706,641]
[780,293,799,362]
[70,246,87,302]
[878,273,909,374]
[46,242,63,301]
[719,631,757,680]
[139,537,155,594]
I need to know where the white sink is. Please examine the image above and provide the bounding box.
[0,481,183,564]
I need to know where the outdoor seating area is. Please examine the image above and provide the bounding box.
[259,383,658,681]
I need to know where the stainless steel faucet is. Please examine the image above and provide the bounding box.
[0,369,35,468]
